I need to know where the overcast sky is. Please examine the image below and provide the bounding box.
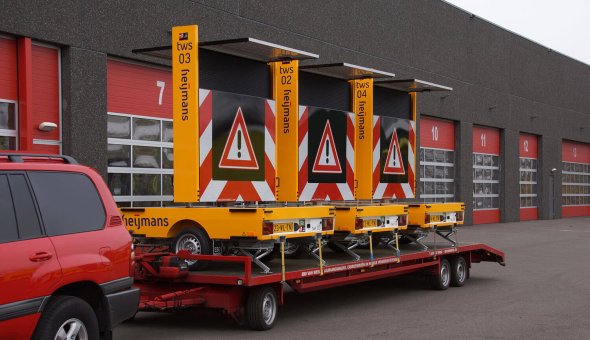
[444,0,590,66]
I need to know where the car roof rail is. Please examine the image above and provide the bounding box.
[0,153,78,165]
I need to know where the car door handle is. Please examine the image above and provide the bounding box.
[29,252,53,262]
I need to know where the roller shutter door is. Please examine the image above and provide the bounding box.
[106,59,173,207]
[0,37,18,150]
[419,116,455,202]
[519,133,538,221]
[473,126,501,224]
[562,141,590,217]
[31,44,60,154]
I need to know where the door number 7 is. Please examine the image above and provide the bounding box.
[157,81,165,105]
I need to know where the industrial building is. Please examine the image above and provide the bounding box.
[0,0,588,224]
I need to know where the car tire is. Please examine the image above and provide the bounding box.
[32,295,99,340]
[246,286,278,331]
[172,228,211,270]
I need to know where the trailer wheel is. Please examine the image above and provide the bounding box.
[431,258,451,290]
[172,228,211,270]
[246,286,278,330]
[450,256,468,287]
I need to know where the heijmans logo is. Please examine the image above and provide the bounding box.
[179,32,189,41]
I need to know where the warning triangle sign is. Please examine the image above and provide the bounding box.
[383,129,405,175]
[219,107,259,170]
[312,120,342,174]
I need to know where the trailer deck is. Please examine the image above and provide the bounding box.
[133,239,505,330]
[166,242,502,283]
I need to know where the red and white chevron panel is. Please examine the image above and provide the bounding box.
[298,106,355,201]
[372,117,415,199]
[199,89,276,202]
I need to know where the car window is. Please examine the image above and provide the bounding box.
[28,172,107,236]
[0,175,19,243]
[8,174,43,239]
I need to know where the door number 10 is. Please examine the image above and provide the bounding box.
[431,126,439,141]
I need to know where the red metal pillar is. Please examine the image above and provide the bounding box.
[17,37,33,151]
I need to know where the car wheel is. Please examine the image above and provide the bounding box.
[172,228,211,270]
[246,286,278,330]
[32,295,99,340]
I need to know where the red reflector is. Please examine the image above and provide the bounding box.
[322,218,333,231]
[109,216,123,227]
[355,218,364,230]
[398,215,407,227]
[263,221,273,235]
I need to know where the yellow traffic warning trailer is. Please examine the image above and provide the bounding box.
[402,202,465,250]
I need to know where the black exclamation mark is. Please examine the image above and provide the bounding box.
[325,140,330,164]
[237,130,242,158]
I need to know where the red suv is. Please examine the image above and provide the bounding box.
[0,153,139,339]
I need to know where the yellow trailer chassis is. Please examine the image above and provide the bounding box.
[122,205,335,273]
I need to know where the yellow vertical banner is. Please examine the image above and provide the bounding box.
[351,78,374,200]
[172,25,199,202]
[271,60,299,201]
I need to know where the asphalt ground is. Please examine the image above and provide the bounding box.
[116,217,590,339]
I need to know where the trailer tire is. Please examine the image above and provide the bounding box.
[172,228,211,270]
[246,286,278,331]
[431,258,451,290]
[450,256,468,287]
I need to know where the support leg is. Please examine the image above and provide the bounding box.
[332,241,361,261]
[238,248,272,274]
[405,233,428,251]
[307,238,327,266]
[385,230,401,258]
[435,227,458,246]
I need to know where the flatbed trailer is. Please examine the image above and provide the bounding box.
[132,240,505,330]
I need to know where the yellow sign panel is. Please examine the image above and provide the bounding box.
[172,25,199,202]
[350,78,373,199]
[271,60,299,201]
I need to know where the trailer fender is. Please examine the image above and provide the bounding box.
[167,219,207,239]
